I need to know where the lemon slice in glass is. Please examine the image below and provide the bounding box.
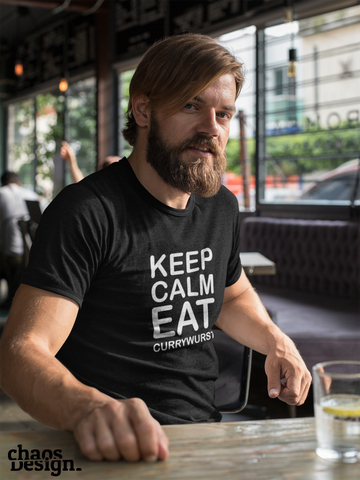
[322,395,360,417]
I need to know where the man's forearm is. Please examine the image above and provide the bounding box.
[0,285,169,462]
[216,285,284,355]
[217,277,312,406]
[0,336,108,431]
[0,334,169,462]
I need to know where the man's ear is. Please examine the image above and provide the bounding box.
[132,94,151,128]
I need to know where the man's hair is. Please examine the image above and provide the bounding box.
[1,171,20,186]
[122,33,244,146]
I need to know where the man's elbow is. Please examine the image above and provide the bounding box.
[0,332,24,394]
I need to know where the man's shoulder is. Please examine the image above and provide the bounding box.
[218,184,239,202]
[196,185,239,210]
[49,160,130,217]
[79,158,129,192]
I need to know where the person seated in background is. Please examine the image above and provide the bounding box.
[0,171,39,308]
[60,141,120,183]
[0,33,311,463]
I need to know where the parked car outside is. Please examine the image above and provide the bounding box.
[299,159,360,203]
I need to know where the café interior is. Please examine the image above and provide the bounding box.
[0,0,359,478]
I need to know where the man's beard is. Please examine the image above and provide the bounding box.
[146,115,227,198]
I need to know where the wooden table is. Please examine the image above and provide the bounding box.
[1,417,358,479]
[240,252,276,276]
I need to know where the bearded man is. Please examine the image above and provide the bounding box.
[0,33,311,463]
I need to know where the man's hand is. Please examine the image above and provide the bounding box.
[265,336,311,405]
[73,397,169,462]
[217,271,312,407]
[0,286,168,463]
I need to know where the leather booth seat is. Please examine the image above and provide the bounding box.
[240,217,360,371]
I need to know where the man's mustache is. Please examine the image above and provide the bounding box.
[179,135,222,156]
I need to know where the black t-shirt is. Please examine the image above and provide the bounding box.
[22,158,242,424]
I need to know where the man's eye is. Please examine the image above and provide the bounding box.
[217,112,231,119]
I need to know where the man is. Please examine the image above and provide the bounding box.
[0,34,311,463]
[0,171,39,307]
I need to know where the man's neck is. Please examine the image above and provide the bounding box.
[127,150,191,210]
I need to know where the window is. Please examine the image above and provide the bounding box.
[65,77,97,184]
[7,99,36,191]
[218,26,257,211]
[118,69,135,159]
[258,5,360,207]
[7,77,97,202]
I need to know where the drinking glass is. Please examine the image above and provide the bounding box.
[313,361,360,463]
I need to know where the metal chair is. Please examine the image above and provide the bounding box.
[18,217,38,267]
[213,327,252,413]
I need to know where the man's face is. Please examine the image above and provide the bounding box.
[146,74,236,198]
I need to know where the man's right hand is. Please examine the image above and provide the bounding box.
[0,286,169,463]
[73,397,169,462]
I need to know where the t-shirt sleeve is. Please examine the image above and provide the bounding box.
[22,183,108,307]
[225,195,242,287]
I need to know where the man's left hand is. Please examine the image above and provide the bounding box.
[218,271,312,406]
[264,335,312,405]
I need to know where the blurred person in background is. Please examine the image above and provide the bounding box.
[60,141,120,183]
[0,171,39,309]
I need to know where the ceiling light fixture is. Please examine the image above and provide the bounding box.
[59,77,68,92]
[14,60,23,76]
[285,2,297,78]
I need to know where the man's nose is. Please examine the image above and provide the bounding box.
[196,109,219,136]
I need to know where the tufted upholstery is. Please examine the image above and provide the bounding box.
[239,217,360,371]
[240,217,360,298]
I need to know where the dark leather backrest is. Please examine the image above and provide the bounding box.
[240,217,360,298]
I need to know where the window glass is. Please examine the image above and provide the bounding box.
[118,69,135,158]
[261,5,360,206]
[66,77,97,182]
[7,76,96,202]
[218,26,257,211]
[36,93,64,202]
[7,99,36,190]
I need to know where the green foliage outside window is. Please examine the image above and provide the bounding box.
[119,69,135,158]
[8,78,96,201]
[36,94,64,197]
[226,125,360,177]
[67,83,97,178]
[8,99,35,188]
